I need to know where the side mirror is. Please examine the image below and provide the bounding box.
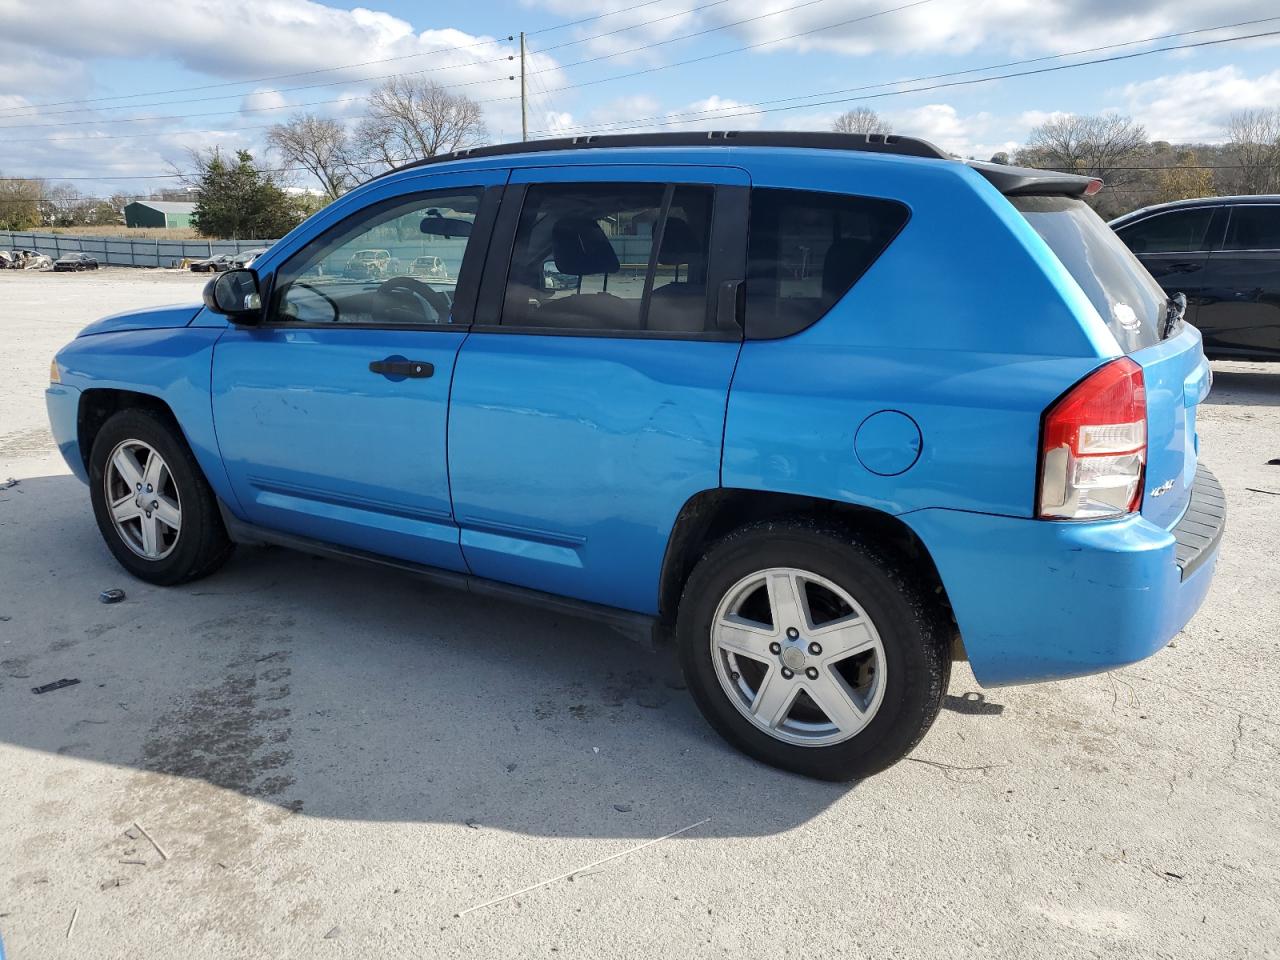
[203,268,263,324]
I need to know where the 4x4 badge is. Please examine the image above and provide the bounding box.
[1149,479,1175,498]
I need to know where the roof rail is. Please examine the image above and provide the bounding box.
[376,131,952,179]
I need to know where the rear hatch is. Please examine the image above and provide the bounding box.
[1009,191,1207,530]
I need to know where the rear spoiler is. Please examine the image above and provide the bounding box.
[967,160,1102,198]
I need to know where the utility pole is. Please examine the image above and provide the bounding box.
[520,31,528,142]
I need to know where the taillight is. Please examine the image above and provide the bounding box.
[1038,358,1146,520]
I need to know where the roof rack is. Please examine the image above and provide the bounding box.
[379,131,952,179]
[376,130,1104,199]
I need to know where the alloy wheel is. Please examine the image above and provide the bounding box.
[103,439,182,560]
[710,567,887,747]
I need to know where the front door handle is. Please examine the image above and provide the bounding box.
[369,355,434,380]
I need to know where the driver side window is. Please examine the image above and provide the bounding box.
[272,188,483,326]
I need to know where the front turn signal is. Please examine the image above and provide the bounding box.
[50,359,61,384]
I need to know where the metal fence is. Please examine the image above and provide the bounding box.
[0,231,275,268]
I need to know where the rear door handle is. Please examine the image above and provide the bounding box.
[369,355,434,380]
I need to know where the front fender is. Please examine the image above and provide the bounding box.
[54,327,234,506]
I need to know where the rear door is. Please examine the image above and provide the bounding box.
[447,165,748,612]
[1197,203,1280,359]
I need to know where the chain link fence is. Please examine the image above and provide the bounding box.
[0,231,275,268]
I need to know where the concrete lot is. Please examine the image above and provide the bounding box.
[1,268,1278,959]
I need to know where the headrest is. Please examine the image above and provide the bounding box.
[657,217,699,265]
[552,217,619,275]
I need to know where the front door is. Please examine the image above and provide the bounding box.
[211,173,503,569]
[447,166,749,612]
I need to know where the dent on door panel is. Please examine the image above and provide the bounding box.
[447,334,741,613]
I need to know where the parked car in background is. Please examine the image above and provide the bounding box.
[409,255,449,279]
[343,248,395,279]
[53,253,101,272]
[232,247,268,269]
[1110,196,1280,361]
[46,132,1223,781]
[189,254,234,273]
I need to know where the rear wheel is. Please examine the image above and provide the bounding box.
[89,408,233,585]
[677,520,950,780]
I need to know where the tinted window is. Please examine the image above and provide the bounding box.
[1015,195,1167,352]
[1224,205,1280,251]
[502,183,715,333]
[1118,208,1214,254]
[273,188,483,325]
[745,188,909,339]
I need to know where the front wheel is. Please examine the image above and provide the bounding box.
[676,520,950,780]
[88,408,233,585]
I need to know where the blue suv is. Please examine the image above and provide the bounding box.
[46,132,1224,780]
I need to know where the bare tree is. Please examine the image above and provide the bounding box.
[1154,151,1215,204]
[1016,113,1148,187]
[267,113,354,201]
[352,78,487,176]
[832,107,891,135]
[1226,108,1280,195]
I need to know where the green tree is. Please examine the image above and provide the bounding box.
[0,172,43,230]
[190,148,303,239]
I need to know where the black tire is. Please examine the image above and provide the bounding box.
[676,519,950,781]
[88,408,234,585]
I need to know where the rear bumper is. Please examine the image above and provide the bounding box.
[904,466,1225,686]
[45,384,88,484]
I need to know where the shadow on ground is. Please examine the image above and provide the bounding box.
[0,473,1008,839]
[1202,364,1280,408]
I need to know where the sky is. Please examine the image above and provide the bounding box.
[1,0,1279,196]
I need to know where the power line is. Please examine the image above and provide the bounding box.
[6,11,1275,157]
[483,0,936,102]
[0,35,511,116]
[5,0,737,122]
[532,13,1280,134]
[530,25,1280,134]
[0,0,680,115]
[0,0,834,131]
[0,0,737,125]
[484,0,876,101]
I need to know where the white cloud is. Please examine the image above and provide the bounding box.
[0,0,571,184]
[240,88,290,113]
[526,0,1280,59]
[1119,66,1280,142]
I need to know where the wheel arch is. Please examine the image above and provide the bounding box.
[78,388,186,473]
[658,488,960,654]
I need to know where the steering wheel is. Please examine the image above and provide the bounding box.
[376,276,451,323]
[291,281,341,320]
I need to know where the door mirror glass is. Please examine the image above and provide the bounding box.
[204,269,263,323]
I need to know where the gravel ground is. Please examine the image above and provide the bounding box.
[1,268,1278,959]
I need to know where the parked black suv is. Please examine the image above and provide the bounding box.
[1110,196,1280,360]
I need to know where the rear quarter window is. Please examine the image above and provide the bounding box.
[745,188,909,339]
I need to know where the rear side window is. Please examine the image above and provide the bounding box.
[745,188,909,339]
[1223,205,1280,251]
[501,182,716,333]
[1117,207,1214,254]
[1014,195,1167,353]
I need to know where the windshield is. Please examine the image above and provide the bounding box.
[1013,195,1167,352]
